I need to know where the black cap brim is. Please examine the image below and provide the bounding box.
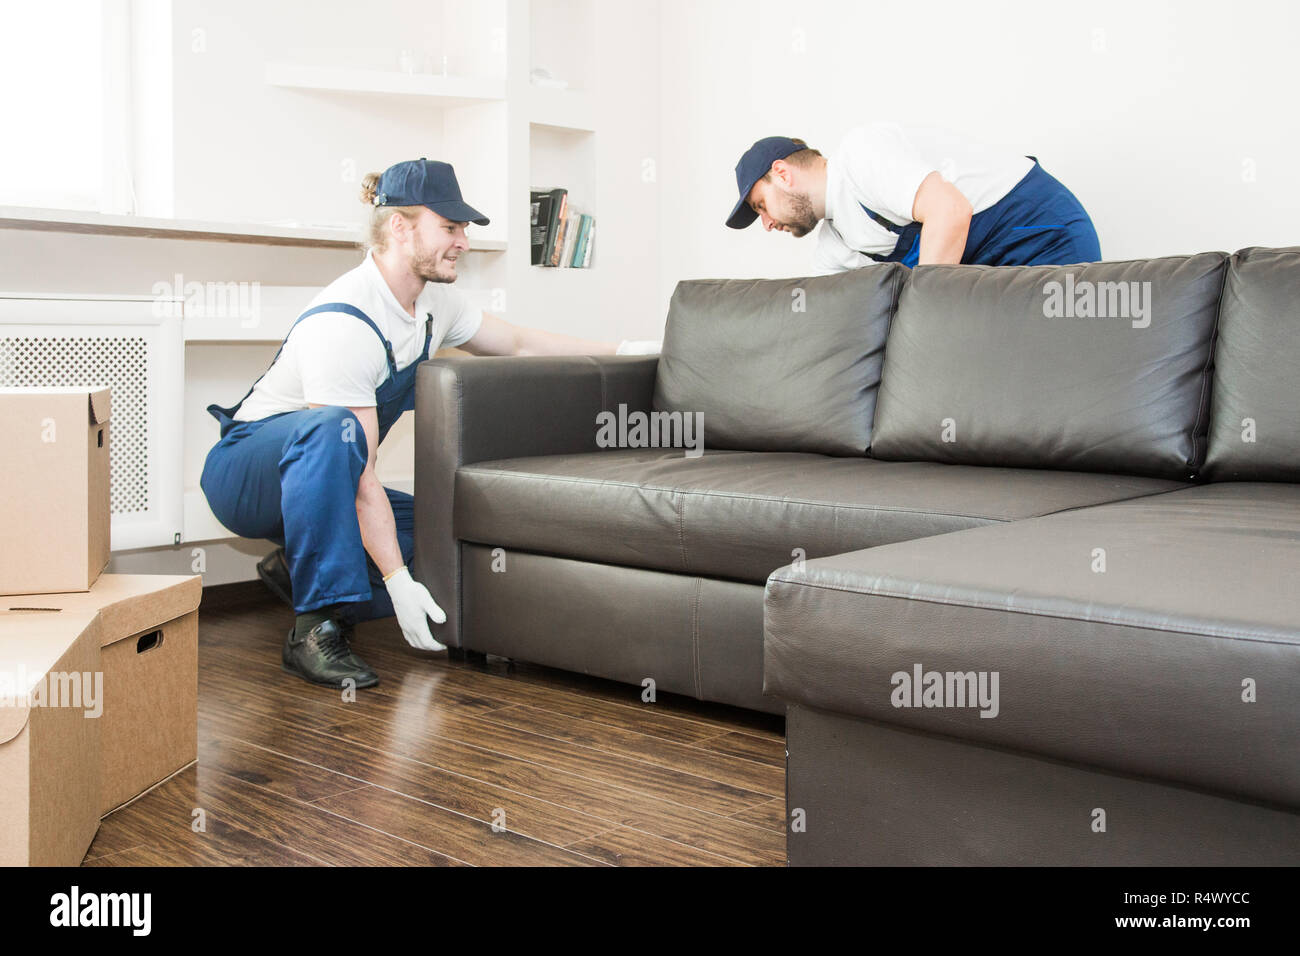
[427,200,490,227]
[725,187,759,229]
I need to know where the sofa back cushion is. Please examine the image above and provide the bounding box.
[1204,247,1300,481]
[869,253,1227,479]
[652,265,905,457]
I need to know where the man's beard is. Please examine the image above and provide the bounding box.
[410,241,457,284]
[783,191,818,238]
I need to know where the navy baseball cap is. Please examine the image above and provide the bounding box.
[373,158,489,226]
[725,136,805,229]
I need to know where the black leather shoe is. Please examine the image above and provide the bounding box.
[282,618,379,689]
[330,612,374,672]
[257,547,294,608]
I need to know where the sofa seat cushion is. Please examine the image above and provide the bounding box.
[454,449,1186,584]
[764,482,1300,808]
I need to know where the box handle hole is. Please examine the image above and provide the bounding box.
[97,428,104,448]
[136,629,163,654]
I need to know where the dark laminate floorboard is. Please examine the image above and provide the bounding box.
[87,583,788,866]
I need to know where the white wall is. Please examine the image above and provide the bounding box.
[1,0,661,586]
[657,0,1300,308]
[511,0,663,342]
[168,0,456,227]
[12,0,1296,587]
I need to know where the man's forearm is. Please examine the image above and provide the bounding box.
[356,470,403,578]
[513,324,617,356]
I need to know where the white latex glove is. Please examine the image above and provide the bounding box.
[384,566,447,651]
[616,339,663,356]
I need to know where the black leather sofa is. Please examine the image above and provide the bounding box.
[414,246,1300,866]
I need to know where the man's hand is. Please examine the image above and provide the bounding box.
[615,339,662,355]
[312,403,442,649]
[384,566,447,651]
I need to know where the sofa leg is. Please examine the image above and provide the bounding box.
[448,647,488,665]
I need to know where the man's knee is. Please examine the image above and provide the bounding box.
[1058,216,1101,264]
[283,406,369,464]
[1029,223,1100,266]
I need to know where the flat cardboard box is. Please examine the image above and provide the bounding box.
[0,609,103,867]
[0,387,112,595]
[3,573,202,816]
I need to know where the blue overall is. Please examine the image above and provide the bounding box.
[859,159,1101,267]
[200,303,432,620]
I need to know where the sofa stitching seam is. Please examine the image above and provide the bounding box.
[585,353,608,412]
[767,577,1299,645]
[1191,258,1230,473]
[454,468,1170,524]
[453,372,465,633]
[691,576,703,697]
[676,491,690,571]
[867,266,905,453]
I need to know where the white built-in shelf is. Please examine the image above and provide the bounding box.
[266,63,506,107]
[0,206,507,252]
[184,478,413,544]
[528,86,595,132]
[183,285,313,343]
[182,289,516,344]
[183,491,233,544]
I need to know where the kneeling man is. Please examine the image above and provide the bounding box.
[201,158,655,688]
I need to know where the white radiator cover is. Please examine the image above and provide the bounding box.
[0,294,184,551]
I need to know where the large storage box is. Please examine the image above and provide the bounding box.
[0,387,111,595]
[22,574,202,814]
[0,609,103,866]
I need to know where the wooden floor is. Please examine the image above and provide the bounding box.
[83,583,788,866]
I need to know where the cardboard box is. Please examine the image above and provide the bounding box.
[14,574,202,814]
[0,387,111,595]
[0,609,103,867]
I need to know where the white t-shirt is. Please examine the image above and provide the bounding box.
[234,250,483,421]
[815,124,1034,273]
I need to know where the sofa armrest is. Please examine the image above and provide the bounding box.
[413,354,658,646]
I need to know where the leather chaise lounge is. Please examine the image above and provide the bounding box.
[414,246,1300,865]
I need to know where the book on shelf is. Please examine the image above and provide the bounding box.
[551,191,570,266]
[530,188,595,267]
[572,214,593,267]
[549,204,570,267]
[531,187,567,266]
[568,214,585,267]
[529,189,557,266]
[560,209,583,268]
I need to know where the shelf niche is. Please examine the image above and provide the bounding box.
[528,123,596,269]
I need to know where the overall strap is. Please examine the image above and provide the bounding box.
[208,300,399,434]
[857,201,921,266]
[859,201,907,236]
[296,302,397,370]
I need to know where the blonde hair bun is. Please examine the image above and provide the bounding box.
[360,172,381,205]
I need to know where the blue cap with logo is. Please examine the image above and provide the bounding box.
[373,158,489,226]
[725,136,806,229]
